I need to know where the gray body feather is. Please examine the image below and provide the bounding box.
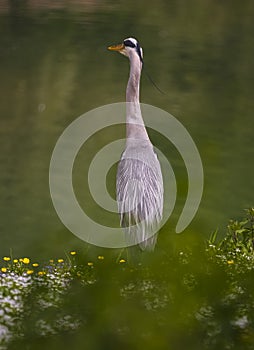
[117,139,163,250]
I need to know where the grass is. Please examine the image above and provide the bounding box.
[1,209,254,350]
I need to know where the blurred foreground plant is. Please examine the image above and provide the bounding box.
[207,208,254,268]
[1,209,254,350]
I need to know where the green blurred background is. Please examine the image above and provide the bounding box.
[0,0,253,257]
[1,1,254,350]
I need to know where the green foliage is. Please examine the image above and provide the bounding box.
[207,208,254,266]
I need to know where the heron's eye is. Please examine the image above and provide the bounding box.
[124,39,136,48]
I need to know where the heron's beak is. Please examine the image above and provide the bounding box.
[107,43,125,52]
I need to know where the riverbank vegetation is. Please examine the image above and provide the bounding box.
[1,209,254,349]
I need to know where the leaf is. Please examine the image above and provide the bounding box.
[239,219,248,226]
[208,229,218,244]
[235,229,247,235]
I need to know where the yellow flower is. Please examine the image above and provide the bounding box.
[22,258,30,264]
[87,262,93,266]
[32,263,39,267]
[1,267,7,273]
[58,259,64,263]
[3,257,11,261]
[26,270,34,275]
[227,260,234,265]
[38,271,46,276]
[49,259,54,263]
[19,258,23,262]
[70,251,76,256]
[97,255,104,260]
[119,259,126,263]
[13,259,18,263]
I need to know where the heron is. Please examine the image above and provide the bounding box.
[108,37,164,251]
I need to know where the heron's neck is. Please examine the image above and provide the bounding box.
[126,54,150,142]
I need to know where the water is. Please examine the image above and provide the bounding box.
[0,1,253,260]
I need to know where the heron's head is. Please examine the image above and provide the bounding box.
[108,37,143,63]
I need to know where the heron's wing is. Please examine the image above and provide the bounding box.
[116,146,163,250]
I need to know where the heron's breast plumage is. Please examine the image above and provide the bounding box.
[116,140,163,250]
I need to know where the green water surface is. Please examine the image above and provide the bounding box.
[0,1,253,258]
